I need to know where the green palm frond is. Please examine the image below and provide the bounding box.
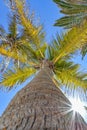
[0,67,36,89]
[54,0,87,14]
[36,43,47,59]
[52,24,87,64]
[46,45,54,60]
[46,36,72,61]
[54,14,85,29]
[46,36,62,60]
[16,43,38,62]
[54,59,80,72]
[16,39,47,61]
[55,63,87,90]
[53,0,87,28]
[81,43,87,59]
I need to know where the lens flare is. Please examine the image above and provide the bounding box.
[69,96,87,123]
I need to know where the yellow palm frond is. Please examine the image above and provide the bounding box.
[53,24,87,64]
[0,46,26,63]
[0,67,36,89]
[14,0,42,45]
[55,69,87,90]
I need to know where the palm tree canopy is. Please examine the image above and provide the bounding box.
[0,0,87,91]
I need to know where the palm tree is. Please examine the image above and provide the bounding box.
[0,0,87,129]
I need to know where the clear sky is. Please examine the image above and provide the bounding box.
[0,0,87,118]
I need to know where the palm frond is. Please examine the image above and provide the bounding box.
[55,65,87,90]
[14,0,42,45]
[55,0,87,14]
[16,43,38,61]
[0,46,27,63]
[53,0,87,28]
[0,67,36,89]
[54,14,85,29]
[46,36,62,60]
[8,14,17,38]
[16,39,47,61]
[46,45,55,60]
[81,43,87,59]
[52,24,87,64]
[36,43,47,59]
[54,59,80,72]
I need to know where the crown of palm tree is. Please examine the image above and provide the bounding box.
[0,0,87,92]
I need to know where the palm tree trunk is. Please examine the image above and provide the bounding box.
[0,63,83,130]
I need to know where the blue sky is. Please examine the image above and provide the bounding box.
[0,0,87,119]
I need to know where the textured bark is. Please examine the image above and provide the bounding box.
[0,63,87,130]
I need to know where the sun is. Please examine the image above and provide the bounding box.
[70,97,85,113]
[69,96,87,123]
